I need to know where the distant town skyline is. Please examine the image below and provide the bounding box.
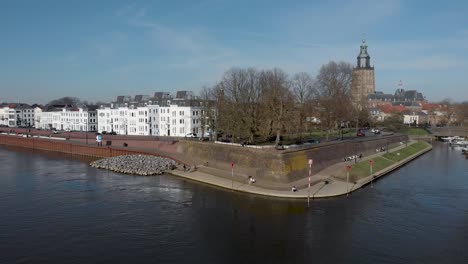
[1,0,468,104]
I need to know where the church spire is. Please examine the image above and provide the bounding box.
[357,38,371,68]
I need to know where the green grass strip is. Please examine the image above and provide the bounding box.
[406,128,429,135]
[335,141,430,182]
[383,142,428,162]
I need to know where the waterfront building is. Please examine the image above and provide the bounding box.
[97,106,150,136]
[37,105,97,131]
[0,105,11,127]
[0,103,42,127]
[97,91,215,137]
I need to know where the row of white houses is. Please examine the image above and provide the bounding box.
[37,107,98,132]
[2,92,215,138]
[96,104,213,137]
[0,104,42,128]
[15,105,212,139]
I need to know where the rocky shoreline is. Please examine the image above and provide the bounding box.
[90,154,177,176]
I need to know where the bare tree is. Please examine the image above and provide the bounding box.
[259,68,294,146]
[454,101,468,126]
[291,72,315,141]
[215,68,262,142]
[440,99,456,126]
[47,97,82,107]
[314,61,353,139]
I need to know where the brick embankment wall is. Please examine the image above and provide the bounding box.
[0,134,182,163]
[177,135,408,183]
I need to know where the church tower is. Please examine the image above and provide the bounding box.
[351,39,375,103]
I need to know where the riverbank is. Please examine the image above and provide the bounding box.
[0,133,430,198]
[168,140,432,198]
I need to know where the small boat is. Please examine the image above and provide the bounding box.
[443,136,465,144]
[451,140,468,147]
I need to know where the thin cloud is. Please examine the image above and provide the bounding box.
[117,6,238,71]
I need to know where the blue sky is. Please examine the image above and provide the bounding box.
[1,0,467,104]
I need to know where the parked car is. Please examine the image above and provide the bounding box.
[185,133,197,138]
[307,139,321,144]
[356,131,365,137]
[373,129,381,134]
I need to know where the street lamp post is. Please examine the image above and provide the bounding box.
[346,165,351,196]
[369,159,374,188]
[340,121,345,140]
[231,163,234,190]
[308,159,313,208]
[86,114,89,144]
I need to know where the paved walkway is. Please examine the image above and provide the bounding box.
[168,140,432,199]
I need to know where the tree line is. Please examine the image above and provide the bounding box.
[200,61,360,145]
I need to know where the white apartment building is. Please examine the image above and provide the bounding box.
[97,106,150,136]
[17,105,42,127]
[98,104,213,137]
[97,91,215,137]
[37,106,97,131]
[403,111,428,126]
[156,105,205,137]
[0,104,42,127]
[0,106,12,126]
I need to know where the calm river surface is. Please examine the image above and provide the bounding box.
[0,143,467,264]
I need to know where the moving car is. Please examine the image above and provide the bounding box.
[356,131,365,137]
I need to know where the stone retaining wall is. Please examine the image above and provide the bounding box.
[177,135,408,183]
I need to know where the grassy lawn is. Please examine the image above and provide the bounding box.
[334,141,430,182]
[383,141,428,162]
[406,128,429,135]
[335,157,394,182]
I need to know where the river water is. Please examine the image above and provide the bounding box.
[0,143,467,264]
